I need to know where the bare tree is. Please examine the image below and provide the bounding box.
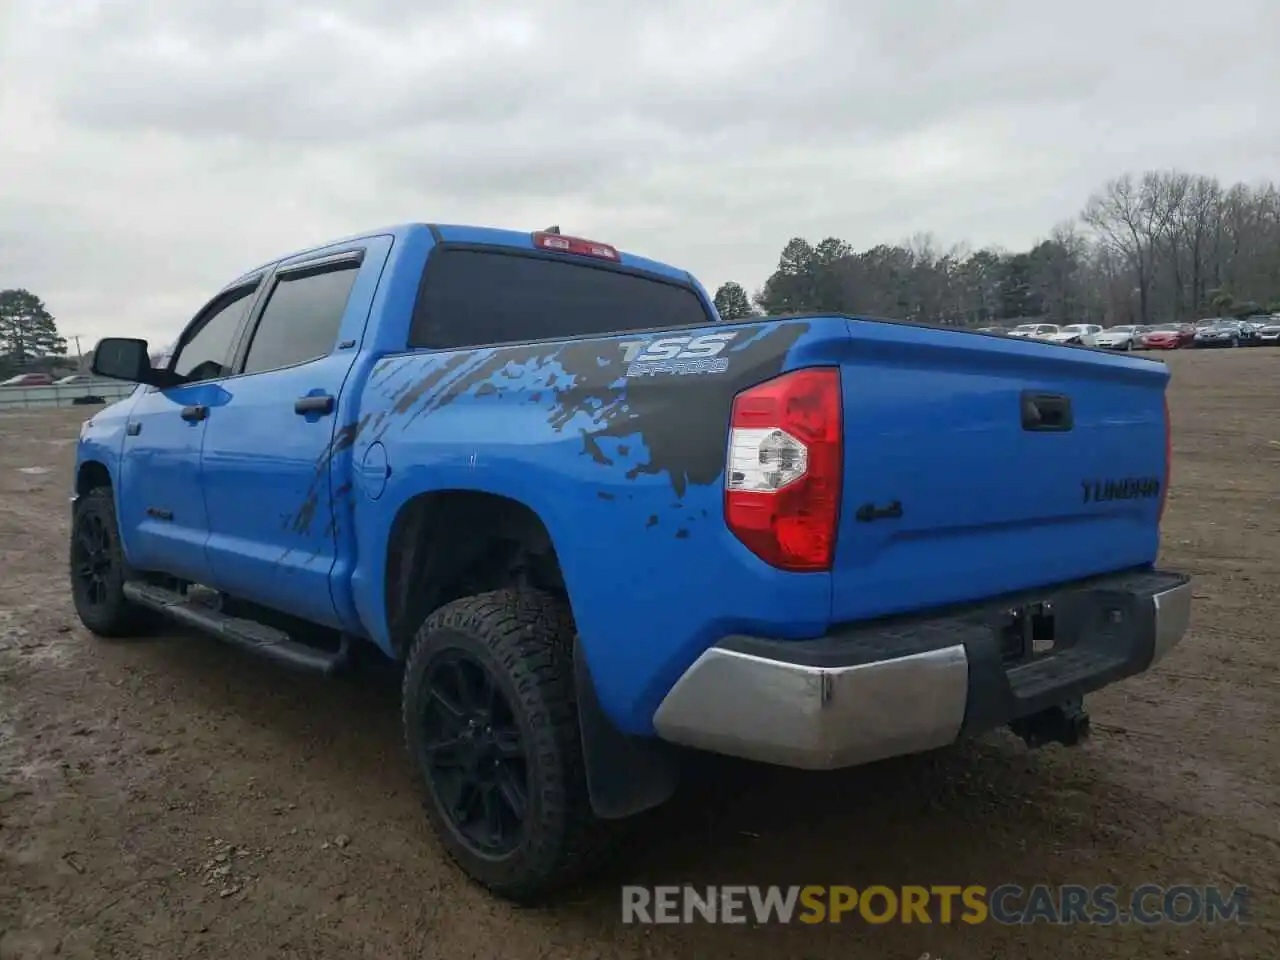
[1175,175,1223,316]
[1149,171,1191,319]
[1082,173,1177,325]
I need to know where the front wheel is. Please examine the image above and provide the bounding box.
[402,589,607,901]
[69,487,154,637]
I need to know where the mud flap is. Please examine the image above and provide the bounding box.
[573,638,679,820]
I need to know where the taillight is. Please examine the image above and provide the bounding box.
[1159,392,1171,524]
[531,231,620,261]
[724,367,843,571]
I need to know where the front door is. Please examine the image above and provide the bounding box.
[200,242,386,629]
[117,283,261,583]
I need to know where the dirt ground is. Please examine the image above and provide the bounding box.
[1,349,1277,959]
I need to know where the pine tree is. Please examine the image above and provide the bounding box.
[713,281,755,321]
[0,289,67,362]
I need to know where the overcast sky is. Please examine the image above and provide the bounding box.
[1,0,1275,350]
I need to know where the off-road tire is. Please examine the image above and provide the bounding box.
[69,487,154,637]
[401,588,609,901]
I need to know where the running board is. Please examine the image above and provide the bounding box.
[122,581,352,675]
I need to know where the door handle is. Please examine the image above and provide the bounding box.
[180,404,209,423]
[126,421,142,436]
[1020,391,1073,432]
[294,394,335,416]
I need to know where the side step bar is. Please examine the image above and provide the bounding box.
[123,581,352,676]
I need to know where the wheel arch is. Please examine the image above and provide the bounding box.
[76,460,113,495]
[383,488,680,821]
[382,489,569,661]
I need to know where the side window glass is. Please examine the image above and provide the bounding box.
[242,264,359,375]
[172,289,256,383]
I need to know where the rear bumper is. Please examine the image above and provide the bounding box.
[652,569,1192,770]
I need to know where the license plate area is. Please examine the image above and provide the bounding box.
[997,601,1058,664]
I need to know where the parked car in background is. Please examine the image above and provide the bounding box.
[1044,323,1103,346]
[1239,318,1269,345]
[55,374,94,385]
[1140,323,1196,350]
[1257,318,1280,345]
[1093,326,1145,351]
[1007,323,1060,340]
[1193,320,1248,348]
[0,372,55,386]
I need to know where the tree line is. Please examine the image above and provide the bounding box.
[7,168,1278,378]
[713,170,1280,327]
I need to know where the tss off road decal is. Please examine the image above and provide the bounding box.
[619,332,738,378]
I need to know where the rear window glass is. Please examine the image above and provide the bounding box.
[409,249,711,349]
[242,264,358,374]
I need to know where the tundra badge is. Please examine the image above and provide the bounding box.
[1081,477,1160,504]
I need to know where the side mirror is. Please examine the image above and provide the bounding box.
[92,337,158,384]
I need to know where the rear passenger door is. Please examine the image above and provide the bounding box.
[199,237,391,628]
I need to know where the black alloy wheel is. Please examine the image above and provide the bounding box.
[71,509,114,609]
[418,649,529,856]
[401,589,610,901]
[69,486,153,636]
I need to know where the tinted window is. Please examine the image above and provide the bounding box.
[242,265,359,374]
[410,249,711,349]
[173,288,257,382]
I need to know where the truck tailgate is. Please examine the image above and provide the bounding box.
[830,319,1169,624]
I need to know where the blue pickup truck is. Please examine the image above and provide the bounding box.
[75,223,1192,899]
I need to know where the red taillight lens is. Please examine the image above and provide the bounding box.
[1159,393,1171,524]
[531,231,620,261]
[724,367,842,571]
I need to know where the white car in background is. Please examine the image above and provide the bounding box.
[1093,325,1146,350]
[1043,323,1103,346]
[1006,323,1060,340]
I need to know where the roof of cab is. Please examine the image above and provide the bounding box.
[226,222,693,290]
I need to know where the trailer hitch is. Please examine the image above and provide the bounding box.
[1010,697,1091,749]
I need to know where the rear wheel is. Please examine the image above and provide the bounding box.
[69,487,154,637]
[402,589,607,901]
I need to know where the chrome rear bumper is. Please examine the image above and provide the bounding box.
[653,570,1193,770]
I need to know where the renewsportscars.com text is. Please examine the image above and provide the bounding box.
[621,884,1249,925]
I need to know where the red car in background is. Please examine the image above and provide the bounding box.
[1140,323,1195,349]
[0,372,56,386]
